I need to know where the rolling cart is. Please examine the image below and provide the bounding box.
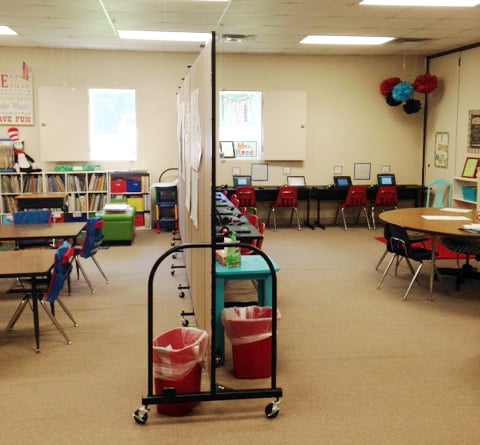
[133,242,282,424]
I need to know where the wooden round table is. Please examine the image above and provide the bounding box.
[379,207,478,297]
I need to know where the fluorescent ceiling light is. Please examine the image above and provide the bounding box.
[0,26,17,36]
[360,0,480,6]
[118,30,211,42]
[300,35,394,45]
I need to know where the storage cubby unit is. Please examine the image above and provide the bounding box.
[153,183,178,233]
[45,171,108,221]
[452,176,479,211]
[0,172,44,222]
[109,170,151,229]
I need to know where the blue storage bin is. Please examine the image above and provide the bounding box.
[462,186,477,202]
[126,180,141,192]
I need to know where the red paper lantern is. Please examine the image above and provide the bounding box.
[379,77,401,96]
[413,73,438,94]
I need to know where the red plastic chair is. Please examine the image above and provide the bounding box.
[236,187,257,215]
[267,186,301,231]
[370,186,398,230]
[247,214,259,229]
[230,193,240,208]
[241,221,265,255]
[334,186,371,230]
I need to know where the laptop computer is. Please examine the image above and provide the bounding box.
[233,175,252,187]
[287,176,306,186]
[333,176,352,189]
[377,173,396,186]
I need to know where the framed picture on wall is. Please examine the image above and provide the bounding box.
[354,162,371,181]
[461,157,479,178]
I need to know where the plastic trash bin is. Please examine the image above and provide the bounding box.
[152,327,208,416]
[222,306,281,379]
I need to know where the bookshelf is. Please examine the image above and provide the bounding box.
[109,170,151,229]
[0,170,151,228]
[452,176,479,211]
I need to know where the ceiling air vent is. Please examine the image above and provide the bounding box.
[220,34,255,42]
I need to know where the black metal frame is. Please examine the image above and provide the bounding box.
[133,242,282,424]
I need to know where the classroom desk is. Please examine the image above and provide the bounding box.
[0,249,55,352]
[310,184,425,228]
[16,192,67,211]
[379,207,477,298]
[215,255,279,362]
[0,222,85,242]
[220,186,313,228]
[219,184,424,230]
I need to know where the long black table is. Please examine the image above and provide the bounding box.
[219,184,425,230]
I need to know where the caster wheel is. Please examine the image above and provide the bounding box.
[172,254,177,259]
[178,291,185,298]
[171,241,175,246]
[133,408,149,425]
[214,355,223,368]
[171,270,175,276]
[182,319,189,326]
[265,402,279,419]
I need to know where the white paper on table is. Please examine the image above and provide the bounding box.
[421,215,471,220]
[440,207,472,213]
[462,223,480,231]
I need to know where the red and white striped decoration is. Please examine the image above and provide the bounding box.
[7,127,19,143]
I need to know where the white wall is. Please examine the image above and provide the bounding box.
[0,47,195,182]
[0,46,425,186]
[426,47,480,184]
[216,53,426,186]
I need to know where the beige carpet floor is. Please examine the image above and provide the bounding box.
[1,223,480,444]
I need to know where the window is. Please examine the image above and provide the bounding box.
[219,91,262,159]
[89,89,137,161]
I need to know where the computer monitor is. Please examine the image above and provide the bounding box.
[333,176,352,189]
[287,176,306,186]
[233,175,252,187]
[377,173,396,186]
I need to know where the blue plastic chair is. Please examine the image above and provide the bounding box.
[13,209,53,248]
[426,179,452,208]
[74,217,108,293]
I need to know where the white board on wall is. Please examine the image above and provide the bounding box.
[38,86,89,161]
[263,90,306,161]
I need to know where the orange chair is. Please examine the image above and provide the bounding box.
[370,186,398,230]
[334,185,371,230]
[266,186,301,231]
[236,187,257,215]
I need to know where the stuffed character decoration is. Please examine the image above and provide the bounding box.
[8,127,41,172]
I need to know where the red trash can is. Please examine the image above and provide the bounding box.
[222,306,281,379]
[152,327,208,416]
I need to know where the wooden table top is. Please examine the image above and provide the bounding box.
[0,249,54,278]
[379,207,479,238]
[0,222,85,241]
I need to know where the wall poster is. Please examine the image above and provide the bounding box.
[0,72,34,125]
[434,131,449,168]
[468,110,480,154]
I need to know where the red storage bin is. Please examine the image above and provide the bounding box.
[222,306,281,379]
[134,214,144,227]
[152,327,208,416]
[110,179,127,193]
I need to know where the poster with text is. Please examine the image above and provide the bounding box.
[0,73,34,125]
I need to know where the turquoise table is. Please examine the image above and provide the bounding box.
[215,255,279,362]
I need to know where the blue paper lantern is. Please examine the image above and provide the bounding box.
[392,82,414,102]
